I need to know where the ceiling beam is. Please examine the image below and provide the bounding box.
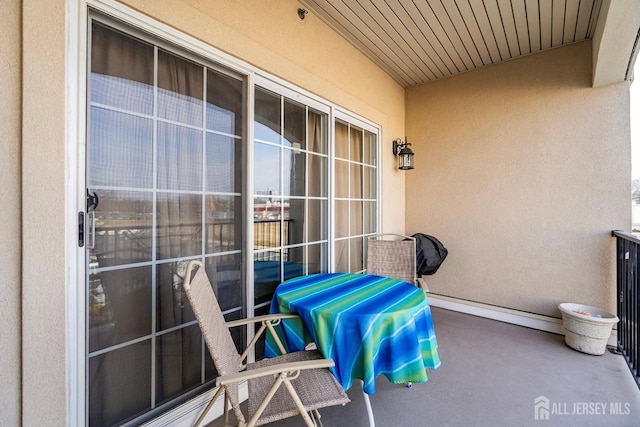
[592,0,640,87]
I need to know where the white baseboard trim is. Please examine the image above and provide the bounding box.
[426,293,618,347]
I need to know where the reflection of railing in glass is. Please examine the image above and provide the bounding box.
[253,219,291,261]
[93,221,241,260]
[91,214,295,262]
[92,219,291,264]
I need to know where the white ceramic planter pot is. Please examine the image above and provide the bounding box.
[558,303,619,355]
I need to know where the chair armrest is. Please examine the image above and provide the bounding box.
[226,313,300,329]
[216,358,336,386]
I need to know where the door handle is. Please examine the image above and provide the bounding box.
[86,189,99,212]
[78,212,85,247]
[86,210,96,250]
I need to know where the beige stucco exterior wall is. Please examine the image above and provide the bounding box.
[21,0,68,425]
[13,0,405,425]
[0,0,22,425]
[406,41,630,318]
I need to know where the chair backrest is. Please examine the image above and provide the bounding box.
[182,260,244,422]
[366,234,416,285]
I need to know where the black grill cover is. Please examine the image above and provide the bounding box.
[412,233,448,276]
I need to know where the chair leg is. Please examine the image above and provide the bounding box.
[281,378,315,427]
[194,386,225,427]
[312,409,324,427]
[223,392,229,425]
[248,372,315,427]
[247,374,287,427]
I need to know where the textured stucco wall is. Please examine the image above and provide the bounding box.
[406,41,630,317]
[22,0,67,425]
[0,0,22,426]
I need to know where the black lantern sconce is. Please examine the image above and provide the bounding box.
[392,137,415,170]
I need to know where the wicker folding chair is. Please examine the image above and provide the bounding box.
[182,261,349,427]
[366,234,421,288]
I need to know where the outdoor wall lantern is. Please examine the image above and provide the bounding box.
[392,137,415,170]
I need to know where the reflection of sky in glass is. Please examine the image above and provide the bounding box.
[158,88,202,127]
[157,123,203,191]
[91,73,153,115]
[207,104,235,135]
[89,107,153,188]
[207,133,237,193]
[255,122,280,144]
[254,142,280,194]
[255,122,307,196]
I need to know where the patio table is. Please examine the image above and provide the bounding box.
[266,273,441,396]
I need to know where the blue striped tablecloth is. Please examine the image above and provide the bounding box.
[266,273,441,394]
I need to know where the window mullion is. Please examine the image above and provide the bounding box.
[149,44,159,410]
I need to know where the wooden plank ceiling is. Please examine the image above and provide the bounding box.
[299,0,604,87]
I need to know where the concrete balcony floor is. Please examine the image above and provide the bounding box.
[208,307,640,427]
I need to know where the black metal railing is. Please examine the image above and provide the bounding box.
[612,230,640,388]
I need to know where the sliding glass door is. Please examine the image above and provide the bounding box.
[86,21,245,425]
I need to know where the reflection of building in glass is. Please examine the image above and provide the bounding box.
[254,190,290,220]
